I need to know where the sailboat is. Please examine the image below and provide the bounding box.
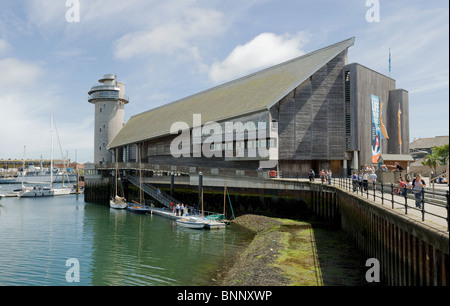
[110,148,128,209]
[19,111,72,198]
[127,144,150,213]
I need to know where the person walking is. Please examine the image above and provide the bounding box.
[412,174,426,209]
[362,170,369,191]
[358,172,363,191]
[327,170,332,185]
[308,169,315,182]
[320,169,326,184]
[352,171,358,192]
[369,171,377,191]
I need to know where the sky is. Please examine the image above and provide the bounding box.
[0,0,448,163]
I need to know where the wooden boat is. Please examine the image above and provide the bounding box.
[110,196,128,209]
[176,217,205,229]
[127,203,149,214]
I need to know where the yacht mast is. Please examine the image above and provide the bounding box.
[51,110,54,189]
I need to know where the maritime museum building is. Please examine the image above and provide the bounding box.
[93,37,409,176]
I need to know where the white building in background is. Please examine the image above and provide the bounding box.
[88,74,129,164]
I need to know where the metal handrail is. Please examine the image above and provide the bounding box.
[335,177,449,232]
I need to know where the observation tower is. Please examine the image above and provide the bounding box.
[88,74,129,164]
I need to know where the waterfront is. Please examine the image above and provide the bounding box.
[0,185,253,286]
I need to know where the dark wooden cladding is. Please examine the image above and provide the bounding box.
[273,50,347,162]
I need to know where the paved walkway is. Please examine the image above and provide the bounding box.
[278,177,449,232]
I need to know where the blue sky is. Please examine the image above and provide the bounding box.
[0,0,448,163]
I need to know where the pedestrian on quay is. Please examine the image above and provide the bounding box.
[412,174,426,209]
[320,169,326,184]
[352,171,358,192]
[358,172,363,191]
[308,169,315,182]
[362,170,369,191]
[369,171,377,191]
[327,170,332,185]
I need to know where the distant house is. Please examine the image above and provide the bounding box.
[410,136,449,160]
[409,136,449,176]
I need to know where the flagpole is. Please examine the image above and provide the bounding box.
[389,48,391,78]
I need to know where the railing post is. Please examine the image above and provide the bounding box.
[446,191,449,232]
[373,181,376,201]
[381,182,384,205]
[404,186,408,215]
[391,183,394,209]
[421,189,425,222]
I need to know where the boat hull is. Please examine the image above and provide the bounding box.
[110,200,128,209]
[127,205,149,213]
[176,218,205,229]
[18,187,72,197]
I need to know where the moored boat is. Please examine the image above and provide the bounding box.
[110,196,128,209]
[176,217,205,229]
[127,203,150,214]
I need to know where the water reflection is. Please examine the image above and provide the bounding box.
[0,192,252,286]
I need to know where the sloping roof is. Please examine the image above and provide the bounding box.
[108,37,355,149]
[409,136,449,150]
[379,154,415,162]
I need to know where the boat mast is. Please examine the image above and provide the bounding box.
[21,146,26,189]
[139,143,142,204]
[115,147,118,198]
[223,181,226,217]
[50,110,54,189]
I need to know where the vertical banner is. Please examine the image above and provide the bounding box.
[371,95,381,163]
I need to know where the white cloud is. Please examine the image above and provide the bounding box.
[208,31,311,84]
[0,38,11,54]
[0,58,43,92]
[113,7,226,60]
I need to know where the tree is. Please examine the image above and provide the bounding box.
[433,144,449,165]
[422,151,440,174]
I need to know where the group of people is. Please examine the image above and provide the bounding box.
[351,168,377,192]
[170,202,189,216]
[318,169,332,185]
[394,174,427,209]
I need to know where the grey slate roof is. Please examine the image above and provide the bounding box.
[409,136,449,150]
[108,37,355,149]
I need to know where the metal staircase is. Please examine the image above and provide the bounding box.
[126,175,181,209]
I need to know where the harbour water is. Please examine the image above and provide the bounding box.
[0,184,253,286]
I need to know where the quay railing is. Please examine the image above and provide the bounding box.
[332,176,449,232]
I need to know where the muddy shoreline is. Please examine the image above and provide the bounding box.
[216,214,367,286]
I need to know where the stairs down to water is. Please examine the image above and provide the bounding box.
[126,175,181,208]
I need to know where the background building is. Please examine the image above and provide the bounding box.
[103,37,409,176]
